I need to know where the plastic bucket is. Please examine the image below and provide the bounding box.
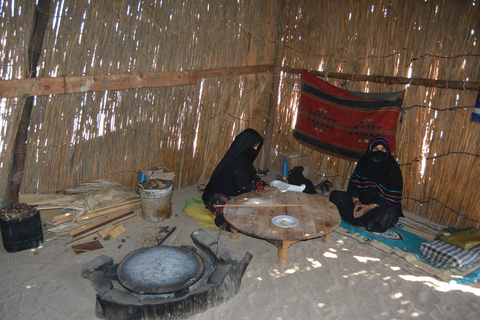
[0,210,43,253]
[139,179,173,222]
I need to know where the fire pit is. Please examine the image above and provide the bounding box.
[82,229,252,320]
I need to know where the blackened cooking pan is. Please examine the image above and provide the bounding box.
[116,227,205,294]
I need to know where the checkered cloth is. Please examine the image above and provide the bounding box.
[420,240,480,269]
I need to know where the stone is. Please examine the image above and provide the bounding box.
[191,229,237,265]
[208,263,233,284]
[82,254,114,279]
[99,289,141,305]
[90,271,113,294]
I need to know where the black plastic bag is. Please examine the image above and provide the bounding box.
[287,166,317,194]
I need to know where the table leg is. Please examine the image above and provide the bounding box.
[322,232,331,243]
[277,242,289,266]
[269,240,298,266]
[230,227,238,239]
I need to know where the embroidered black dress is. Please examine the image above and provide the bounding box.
[329,136,403,233]
[202,129,268,230]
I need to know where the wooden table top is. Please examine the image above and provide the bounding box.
[223,190,341,241]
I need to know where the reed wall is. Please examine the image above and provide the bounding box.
[0,0,479,228]
[276,0,480,229]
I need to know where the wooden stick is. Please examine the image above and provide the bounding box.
[65,232,100,247]
[282,67,480,91]
[113,215,138,227]
[71,240,104,255]
[75,205,139,222]
[216,203,306,208]
[64,214,138,246]
[263,0,288,170]
[85,199,141,215]
[69,211,134,238]
[52,212,73,221]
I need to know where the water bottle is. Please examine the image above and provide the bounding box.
[138,171,147,183]
[282,156,289,179]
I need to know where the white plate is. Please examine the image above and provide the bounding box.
[272,215,298,228]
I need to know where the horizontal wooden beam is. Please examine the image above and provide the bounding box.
[0,71,196,98]
[197,65,273,78]
[283,67,480,91]
[2,65,476,98]
[0,65,273,99]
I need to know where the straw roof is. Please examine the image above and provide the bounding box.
[0,0,479,229]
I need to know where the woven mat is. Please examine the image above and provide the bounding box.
[335,217,480,284]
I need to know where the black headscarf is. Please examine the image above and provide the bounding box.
[202,129,263,201]
[347,136,403,212]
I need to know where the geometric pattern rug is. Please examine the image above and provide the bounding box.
[335,217,480,284]
[294,69,404,161]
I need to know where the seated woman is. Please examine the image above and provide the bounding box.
[202,128,276,231]
[329,135,403,233]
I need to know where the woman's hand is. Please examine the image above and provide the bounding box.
[353,202,376,218]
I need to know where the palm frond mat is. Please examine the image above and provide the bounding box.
[183,197,216,229]
[335,217,480,284]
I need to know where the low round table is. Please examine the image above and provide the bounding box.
[223,190,341,266]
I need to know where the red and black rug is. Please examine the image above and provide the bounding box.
[294,69,405,161]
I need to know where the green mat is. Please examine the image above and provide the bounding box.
[183,197,216,229]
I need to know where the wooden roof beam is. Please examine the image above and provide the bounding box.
[0,65,273,99]
[284,67,480,91]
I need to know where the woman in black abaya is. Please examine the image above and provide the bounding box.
[329,135,403,233]
[202,128,276,231]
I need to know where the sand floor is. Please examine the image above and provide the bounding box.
[1,185,480,320]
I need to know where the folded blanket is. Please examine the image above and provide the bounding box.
[437,228,480,249]
[183,197,216,229]
[419,240,480,269]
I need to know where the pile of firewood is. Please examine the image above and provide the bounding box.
[29,180,142,247]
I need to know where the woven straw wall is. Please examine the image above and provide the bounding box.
[0,0,278,198]
[0,0,479,228]
[275,0,480,228]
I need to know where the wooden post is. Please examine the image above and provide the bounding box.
[262,0,289,171]
[8,0,51,203]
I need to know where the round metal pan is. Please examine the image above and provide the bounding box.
[117,245,205,294]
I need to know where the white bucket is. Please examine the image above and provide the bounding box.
[139,179,173,222]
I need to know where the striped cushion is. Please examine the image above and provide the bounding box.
[419,240,480,269]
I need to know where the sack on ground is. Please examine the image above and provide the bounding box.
[287,166,317,194]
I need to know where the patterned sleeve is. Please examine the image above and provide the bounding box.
[239,176,267,193]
